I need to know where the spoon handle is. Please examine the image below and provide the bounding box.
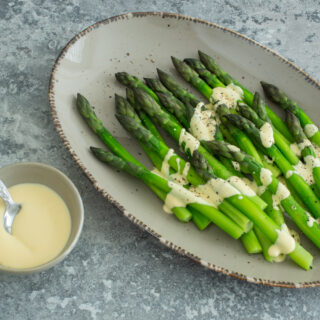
[0,180,14,204]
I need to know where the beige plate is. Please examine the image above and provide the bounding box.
[49,12,320,287]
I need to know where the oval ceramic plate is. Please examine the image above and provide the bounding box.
[49,12,320,287]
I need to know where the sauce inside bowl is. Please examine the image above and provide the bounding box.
[0,183,71,269]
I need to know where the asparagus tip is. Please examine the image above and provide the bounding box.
[156,68,167,79]
[198,50,207,59]
[115,71,131,83]
[183,58,197,67]
[90,146,106,158]
[114,72,122,79]
[90,147,115,164]
[171,56,181,65]
[115,93,128,105]
[183,58,193,63]
[76,93,90,111]
[260,81,281,100]
[76,92,86,101]
[260,81,276,93]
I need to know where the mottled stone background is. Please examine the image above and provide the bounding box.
[1,0,320,319]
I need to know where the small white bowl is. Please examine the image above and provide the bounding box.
[0,162,84,273]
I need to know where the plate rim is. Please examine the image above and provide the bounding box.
[48,11,320,288]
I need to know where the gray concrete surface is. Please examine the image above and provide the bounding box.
[1,0,320,319]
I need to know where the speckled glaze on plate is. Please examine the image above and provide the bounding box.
[49,12,320,288]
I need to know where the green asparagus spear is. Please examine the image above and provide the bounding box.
[116,72,183,127]
[145,82,243,178]
[132,88,231,178]
[220,120,281,177]
[144,77,171,94]
[79,93,313,268]
[184,58,225,89]
[251,91,270,123]
[77,93,192,222]
[214,123,244,178]
[179,59,290,176]
[77,93,142,167]
[143,79,189,127]
[126,87,165,143]
[241,229,263,254]
[201,139,320,254]
[237,101,300,165]
[116,72,314,264]
[189,151,253,232]
[91,147,243,238]
[219,121,279,177]
[286,111,320,195]
[132,88,266,210]
[115,72,160,103]
[286,111,316,159]
[216,104,263,164]
[169,58,273,168]
[135,90,304,230]
[198,50,294,142]
[122,90,211,230]
[189,145,312,269]
[225,113,320,218]
[117,110,255,232]
[261,81,320,146]
[197,51,234,87]
[181,57,299,168]
[154,66,270,172]
[156,91,190,129]
[95,147,312,269]
[171,56,213,100]
[282,177,308,210]
[115,114,203,187]
[157,68,200,107]
[115,93,163,170]
[127,87,259,238]
[259,190,285,227]
[254,226,274,262]
[190,150,262,252]
[250,92,300,160]
[134,89,265,202]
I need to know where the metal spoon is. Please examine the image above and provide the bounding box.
[0,180,21,234]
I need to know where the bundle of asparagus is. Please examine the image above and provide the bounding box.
[76,50,320,270]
